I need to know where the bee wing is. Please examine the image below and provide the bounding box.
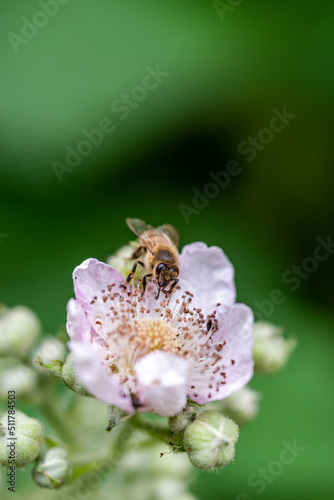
[126,218,155,254]
[160,224,179,247]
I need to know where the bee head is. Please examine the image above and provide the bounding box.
[156,263,179,287]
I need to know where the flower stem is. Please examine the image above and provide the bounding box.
[130,415,184,449]
[42,399,77,448]
[69,419,134,483]
[70,458,112,481]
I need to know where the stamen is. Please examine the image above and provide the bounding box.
[82,281,226,401]
[133,317,181,355]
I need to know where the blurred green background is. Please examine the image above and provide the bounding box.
[1,1,334,499]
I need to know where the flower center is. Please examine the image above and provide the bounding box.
[133,317,181,356]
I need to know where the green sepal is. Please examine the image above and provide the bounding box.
[35,356,63,376]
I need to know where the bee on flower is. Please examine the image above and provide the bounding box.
[66,241,254,417]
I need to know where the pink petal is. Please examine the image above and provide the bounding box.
[135,351,188,417]
[68,340,133,413]
[177,242,236,315]
[66,298,91,343]
[188,303,254,404]
[66,298,106,356]
[72,258,129,332]
[212,304,254,399]
[73,258,126,308]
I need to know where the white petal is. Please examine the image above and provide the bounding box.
[175,243,236,315]
[135,351,188,417]
[66,298,91,342]
[73,258,126,308]
[211,304,254,399]
[188,303,254,404]
[68,341,133,413]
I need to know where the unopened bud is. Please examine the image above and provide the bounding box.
[0,410,44,468]
[253,322,297,374]
[32,336,66,371]
[33,447,71,488]
[214,387,261,424]
[61,354,90,396]
[107,243,141,278]
[0,306,41,356]
[183,410,239,470]
[0,362,38,399]
[169,400,203,434]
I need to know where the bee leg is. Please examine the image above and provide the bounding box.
[126,260,145,283]
[131,246,146,259]
[142,273,153,293]
[155,285,161,301]
[168,279,179,295]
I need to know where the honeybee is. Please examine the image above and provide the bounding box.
[126,218,180,299]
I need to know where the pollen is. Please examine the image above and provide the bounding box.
[133,317,181,355]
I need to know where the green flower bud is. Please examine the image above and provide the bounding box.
[0,362,38,399]
[253,322,297,374]
[61,354,90,396]
[169,400,203,434]
[0,306,41,356]
[107,243,141,279]
[32,336,66,371]
[110,440,194,500]
[183,410,239,470]
[0,410,44,468]
[33,447,71,488]
[210,387,261,425]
